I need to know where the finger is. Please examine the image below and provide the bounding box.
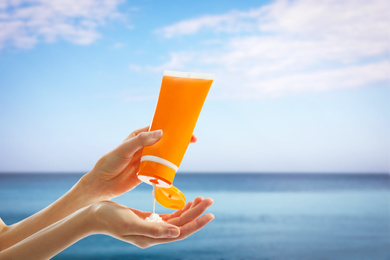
[126,128,195,144]
[191,196,204,208]
[171,200,193,217]
[161,201,193,221]
[130,219,180,239]
[167,198,213,226]
[131,148,144,162]
[113,130,163,159]
[123,126,150,142]
[129,129,196,143]
[190,134,198,143]
[122,148,144,175]
[179,213,215,240]
[130,213,215,248]
[117,147,145,189]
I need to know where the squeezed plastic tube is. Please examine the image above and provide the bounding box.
[137,70,214,191]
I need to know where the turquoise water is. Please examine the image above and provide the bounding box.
[0,173,389,259]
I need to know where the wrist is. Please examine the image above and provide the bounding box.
[74,172,105,205]
[86,202,111,235]
[80,204,102,236]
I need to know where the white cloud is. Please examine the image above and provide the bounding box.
[240,61,390,98]
[152,0,390,99]
[155,8,263,38]
[0,0,123,49]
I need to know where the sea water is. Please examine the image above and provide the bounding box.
[0,173,389,260]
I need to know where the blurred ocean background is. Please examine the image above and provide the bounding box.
[1,0,389,259]
[0,173,389,260]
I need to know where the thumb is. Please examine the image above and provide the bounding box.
[131,219,180,238]
[114,130,163,159]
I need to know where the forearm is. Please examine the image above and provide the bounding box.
[0,206,95,260]
[0,175,99,250]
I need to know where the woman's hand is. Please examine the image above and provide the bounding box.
[0,197,214,260]
[91,197,214,249]
[77,126,197,203]
[0,126,206,259]
[0,197,214,259]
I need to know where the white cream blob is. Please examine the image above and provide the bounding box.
[145,183,164,223]
[145,213,164,223]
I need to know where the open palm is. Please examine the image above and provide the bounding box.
[93,196,214,249]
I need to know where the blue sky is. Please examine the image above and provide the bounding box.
[0,0,389,173]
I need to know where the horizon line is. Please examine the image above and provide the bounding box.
[0,171,388,175]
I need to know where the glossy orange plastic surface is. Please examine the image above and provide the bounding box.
[155,186,186,210]
[137,71,214,209]
[138,74,213,186]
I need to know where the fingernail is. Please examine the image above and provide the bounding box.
[168,227,180,238]
[151,129,163,139]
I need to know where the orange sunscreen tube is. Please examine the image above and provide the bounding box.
[137,70,214,209]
